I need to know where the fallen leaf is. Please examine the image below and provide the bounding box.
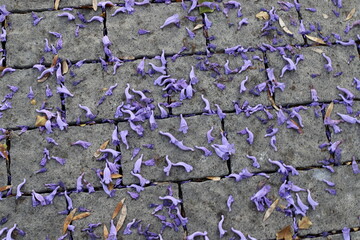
[108,182,114,191]
[120,56,135,60]
[279,17,293,35]
[311,48,324,54]
[305,35,326,45]
[112,198,125,219]
[93,0,98,11]
[111,173,123,179]
[193,24,204,31]
[72,212,91,221]
[0,144,8,161]
[322,13,329,19]
[263,198,279,222]
[353,227,359,231]
[276,225,293,240]
[62,60,68,75]
[206,176,221,181]
[256,11,269,20]
[198,0,214,14]
[0,185,11,192]
[51,55,58,67]
[63,208,77,234]
[116,204,127,232]
[35,115,47,127]
[94,140,109,157]
[345,8,356,21]
[103,224,109,239]
[30,99,37,105]
[37,73,50,83]
[0,66,6,72]
[325,102,334,120]
[54,0,60,10]
[298,216,312,229]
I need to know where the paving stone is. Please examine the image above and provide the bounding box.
[299,0,359,43]
[289,165,360,236]
[0,0,53,11]
[206,1,304,50]
[106,3,205,58]
[182,174,292,239]
[64,60,168,123]
[70,183,184,239]
[10,123,115,192]
[225,106,329,173]
[0,195,66,239]
[267,44,360,105]
[329,102,360,162]
[0,69,61,129]
[6,9,103,67]
[120,114,228,185]
[167,52,269,115]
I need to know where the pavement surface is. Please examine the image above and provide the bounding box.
[0,0,359,239]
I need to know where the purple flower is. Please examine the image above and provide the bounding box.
[27,87,34,100]
[203,13,212,29]
[78,104,96,120]
[32,190,46,206]
[185,27,195,39]
[201,95,214,114]
[64,190,73,210]
[57,84,74,97]
[102,163,112,184]
[133,154,143,173]
[215,104,226,120]
[131,171,150,186]
[111,126,120,145]
[237,127,254,145]
[0,67,15,77]
[159,194,182,206]
[45,84,53,98]
[46,137,58,145]
[226,168,253,182]
[16,179,26,199]
[250,185,272,212]
[270,136,277,151]
[138,29,151,35]
[87,16,104,23]
[160,14,180,29]
[99,148,120,158]
[231,228,246,240]
[187,231,208,240]
[227,195,234,212]
[305,7,317,12]
[325,188,336,195]
[342,227,350,240]
[137,57,146,76]
[306,189,319,210]
[119,130,130,149]
[127,191,139,200]
[189,66,199,85]
[322,53,333,72]
[163,155,193,176]
[237,18,248,30]
[56,111,68,130]
[71,140,92,149]
[246,155,260,168]
[178,114,188,134]
[337,86,354,99]
[194,146,212,156]
[206,126,215,143]
[51,156,66,165]
[239,76,248,93]
[218,215,227,238]
[159,131,194,151]
[352,157,360,174]
[57,12,75,21]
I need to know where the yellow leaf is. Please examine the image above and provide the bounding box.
[116,204,127,232]
[63,208,77,234]
[72,212,91,221]
[111,173,123,179]
[94,140,110,157]
[263,198,279,222]
[54,0,60,10]
[276,225,293,240]
[112,198,125,219]
[325,102,334,120]
[256,11,269,20]
[93,0,98,11]
[0,185,11,192]
[35,115,47,127]
[0,144,8,160]
[103,224,109,239]
[206,176,221,181]
[305,35,326,45]
[279,17,293,35]
[30,99,37,105]
[345,8,356,21]
[62,60,68,75]
[298,216,312,229]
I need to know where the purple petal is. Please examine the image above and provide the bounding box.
[57,84,74,97]
[71,140,92,149]
[138,29,151,35]
[87,16,104,23]
[306,189,319,210]
[322,53,333,72]
[215,104,226,120]
[131,171,150,186]
[342,227,350,240]
[194,146,212,156]
[120,130,130,149]
[178,114,188,134]
[51,156,66,165]
[231,227,247,240]
[352,157,360,174]
[78,104,96,120]
[160,14,180,29]
[164,155,173,176]
[133,154,143,173]
[185,27,195,39]
[322,179,335,187]
[227,195,234,212]
[187,231,208,240]
[206,126,215,143]
[112,126,120,145]
[64,191,73,210]
[246,155,260,168]
[203,13,212,29]
[57,12,75,20]
[172,161,193,173]
[218,215,227,238]
[239,76,248,93]
[46,137,58,145]
[16,179,26,199]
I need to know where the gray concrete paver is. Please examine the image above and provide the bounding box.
[0,0,53,11]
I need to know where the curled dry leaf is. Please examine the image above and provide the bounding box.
[63,208,77,234]
[279,17,293,35]
[94,140,110,157]
[72,212,91,221]
[103,224,109,239]
[52,55,59,67]
[305,35,326,45]
[345,8,356,21]
[0,185,11,192]
[276,225,293,240]
[325,102,334,120]
[111,173,123,179]
[298,216,312,229]
[193,24,204,31]
[0,144,8,161]
[263,198,279,222]
[93,0,98,11]
[35,115,47,127]
[256,11,269,20]
[206,176,221,181]
[116,204,127,232]
[112,198,126,219]
[54,0,60,10]
[62,60,69,75]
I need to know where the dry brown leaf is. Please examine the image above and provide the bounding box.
[305,35,326,45]
[279,17,293,35]
[193,24,204,31]
[116,204,127,232]
[62,60,68,75]
[93,0,98,11]
[0,144,8,161]
[63,208,77,234]
[322,13,329,19]
[112,198,125,219]
[103,224,109,239]
[276,225,293,240]
[256,11,269,20]
[345,8,356,21]
[298,216,312,229]
[111,173,123,179]
[206,176,221,181]
[0,185,11,192]
[108,182,114,191]
[54,0,60,10]
[120,56,135,60]
[0,66,6,72]
[30,99,37,105]
[325,102,334,120]
[37,73,50,83]
[35,115,47,127]
[263,198,279,222]
[72,212,91,221]
[51,55,59,67]
[94,140,109,157]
